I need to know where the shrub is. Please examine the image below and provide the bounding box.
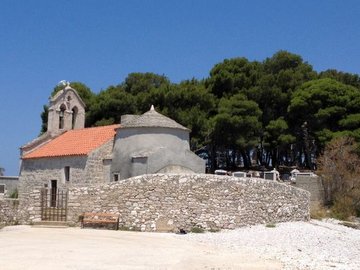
[190,226,205,233]
[310,205,328,220]
[9,188,18,199]
[317,136,360,220]
[331,196,356,220]
[265,223,276,228]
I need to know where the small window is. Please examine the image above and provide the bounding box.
[65,166,70,182]
[113,173,120,182]
[0,184,5,194]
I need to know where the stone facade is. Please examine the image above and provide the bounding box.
[0,198,20,226]
[2,174,310,230]
[12,87,308,230]
[19,88,205,196]
[292,175,325,208]
[61,174,309,231]
[19,140,113,198]
[47,86,85,135]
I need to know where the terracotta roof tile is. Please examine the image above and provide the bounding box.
[23,124,120,159]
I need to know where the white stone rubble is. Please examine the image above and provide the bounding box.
[181,219,360,270]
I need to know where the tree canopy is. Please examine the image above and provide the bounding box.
[40,51,360,172]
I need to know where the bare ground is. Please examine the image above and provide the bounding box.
[0,225,280,270]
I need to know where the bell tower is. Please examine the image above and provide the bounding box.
[47,83,86,135]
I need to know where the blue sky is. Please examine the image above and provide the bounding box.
[1,0,359,175]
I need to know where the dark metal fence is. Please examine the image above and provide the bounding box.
[40,188,68,221]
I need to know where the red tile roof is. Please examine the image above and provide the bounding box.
[23,124,120,159]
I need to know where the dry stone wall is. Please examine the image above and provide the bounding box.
[67,174,310,232]
[0,198,20,226]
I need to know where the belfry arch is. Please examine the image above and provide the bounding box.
[47,85,86,135]
[59,104,66,129]
[71,106,78,129]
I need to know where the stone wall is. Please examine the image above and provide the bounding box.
[0,198,20,226]
[19,140,113,197]
[292,176,324,208]
[66,174,310,232]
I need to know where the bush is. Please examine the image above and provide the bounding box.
[9,188,18,199]
[317,137,360,220]
[331,196,356,220]
[310,205,328,220]
[190,226,205,233]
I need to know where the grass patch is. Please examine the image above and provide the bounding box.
[265,223,276,228]
[190,226,205,233]
[9,188,18,199]
[310,205,328,220]
[330,196,356,221]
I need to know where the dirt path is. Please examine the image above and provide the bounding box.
[0,225,281,270]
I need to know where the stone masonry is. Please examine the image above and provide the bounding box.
[19,140,114,194]
[292,175,325,208]
[67,174,309,231]
[2,174,310,230]
[0,199,20,226]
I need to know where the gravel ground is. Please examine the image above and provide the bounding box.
[179,219,360,270]
[1,220,358,269]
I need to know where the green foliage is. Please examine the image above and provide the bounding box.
[9,188,18,199]
[265,223,276,228]
[38,50,360,171]
[211,94,262,149]
[319,69,360,88]
[331,196,356,220]
[289,78,360,151]
[339,114,360,129]
[207,57,262,98]
[190,226,205,233]
[123,72,170,96]
[87,85,136,126]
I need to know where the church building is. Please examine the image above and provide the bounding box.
[19,85,205,195]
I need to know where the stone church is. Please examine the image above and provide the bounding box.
[19,85,205,195]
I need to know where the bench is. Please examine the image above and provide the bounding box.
[81,212,119,230]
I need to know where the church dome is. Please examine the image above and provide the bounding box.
[120,105,190,131]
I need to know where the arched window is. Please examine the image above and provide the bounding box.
[72,106,78,129]
[59,104,66,129]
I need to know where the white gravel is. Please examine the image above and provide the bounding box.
[179,219,360,270]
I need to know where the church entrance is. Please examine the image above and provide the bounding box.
[41,181,68,222]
